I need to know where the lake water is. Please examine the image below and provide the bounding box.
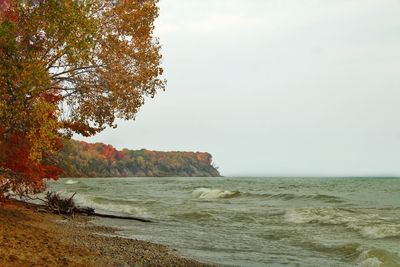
[47,177,400,267]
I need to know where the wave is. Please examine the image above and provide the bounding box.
[173,211,214,221]
[285,207,400,240]
[312,194,345,203]
[358,257,382,267]
[284,207,356,225]
[357,249,400,267]
[270,193,344,203]
[190,188,344,203]
[64,179,78,185]
[241,192,345,203]
[288,237,400,266]
[354,224,400,239]
[296,240,361,260]
[191,189,342,201]
[91,196,141,204]
[192,188,240,199]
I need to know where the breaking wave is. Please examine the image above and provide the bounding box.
[64,179,78,185]
[285,207,400,240]
[284,207,356,225]
[267,193,344,203]
[192,188,240,199]
[354,224,400,239]
[190,187,345,203]
[238,191,345,203]
[357,249,400,267]
[191,189,342,202]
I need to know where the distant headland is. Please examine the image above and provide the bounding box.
[59,139,221,178]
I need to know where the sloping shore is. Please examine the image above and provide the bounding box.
[0,200,210,267]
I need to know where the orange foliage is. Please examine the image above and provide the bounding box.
[59,140,220,178]
[0,0,164,196]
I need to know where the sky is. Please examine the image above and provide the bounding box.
[77,0,400,177]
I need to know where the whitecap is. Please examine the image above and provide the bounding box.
[64,179,78,185]
[359,225,400,239]
[357,250,382,267]
[358,257,382,267]
[284,207,357,225]
[192,188,240,199]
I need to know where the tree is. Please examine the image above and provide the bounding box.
[0,0,165,198]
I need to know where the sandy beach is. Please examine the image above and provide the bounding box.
[0,200,209,267]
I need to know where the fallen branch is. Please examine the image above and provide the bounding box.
[15,193,154,223]
[45,192,77,215]
[90,212,153,222]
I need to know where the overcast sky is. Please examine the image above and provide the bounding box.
[77,0,400,177]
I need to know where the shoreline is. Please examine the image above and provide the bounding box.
[0,199,211,267]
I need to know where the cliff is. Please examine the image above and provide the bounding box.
[59,139,221,177]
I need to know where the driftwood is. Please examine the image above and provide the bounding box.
[45,192,78,215]
[88,212,153,222]
[18,193,154,223]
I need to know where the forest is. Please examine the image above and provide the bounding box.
[59,139,221,177]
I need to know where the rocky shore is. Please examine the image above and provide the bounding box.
[0,200,210,267]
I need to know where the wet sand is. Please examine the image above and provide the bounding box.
[0,200,210,267]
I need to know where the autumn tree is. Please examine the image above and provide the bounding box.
[0,0,165,197]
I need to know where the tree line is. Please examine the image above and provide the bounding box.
[60,139,221,178]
